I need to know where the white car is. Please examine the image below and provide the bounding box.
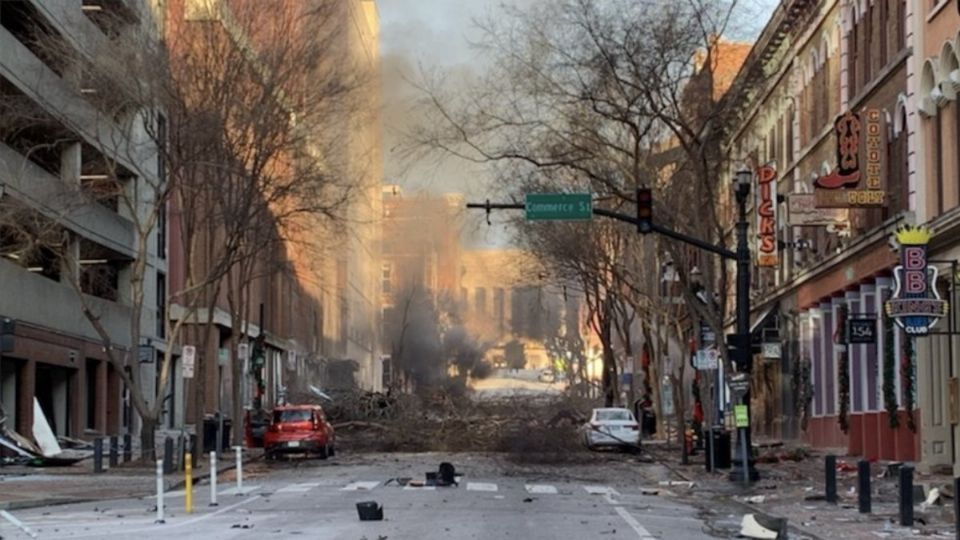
[582,408,640,450]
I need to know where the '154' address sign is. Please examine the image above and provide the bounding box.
[846,318,877,344]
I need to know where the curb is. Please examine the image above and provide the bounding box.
[0,453,263,512]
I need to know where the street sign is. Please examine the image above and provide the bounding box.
[525,193,592,221]
[762,342,781,359]
[728,373,749,398]
[846,318,877,344]
[734,404,749,428]
[695,349,719,370]
[182,345,196,379]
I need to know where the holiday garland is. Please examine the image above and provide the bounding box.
[883,314,899,429]
[835,304,850,433]
[838,350,850,433]
[902,335,916,432]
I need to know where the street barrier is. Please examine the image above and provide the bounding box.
[858,460,871,514]
[825,455,837,504]
[155,459,165,524]
[185,452,193,514]
[235,446,243,494]
[93,438,104,473]
[899,465,913,526]
[210,451,218,507]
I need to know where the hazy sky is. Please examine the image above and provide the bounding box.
[377,0,780,246]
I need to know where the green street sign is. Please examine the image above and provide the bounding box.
[734,404,749,428]
[525,193,592,221]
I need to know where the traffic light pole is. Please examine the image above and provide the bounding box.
[468,185,758,483]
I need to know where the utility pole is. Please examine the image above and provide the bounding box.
[467,172,760,484]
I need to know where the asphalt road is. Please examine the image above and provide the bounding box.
[0,453,729,539]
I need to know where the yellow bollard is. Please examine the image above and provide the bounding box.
[185,452,193,514]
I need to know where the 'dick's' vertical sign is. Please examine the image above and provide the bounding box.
[756,163,778,267]
[885,225,949,335]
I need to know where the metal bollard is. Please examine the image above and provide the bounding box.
[184,452,193,514]
[93,438,104,473]
[235,446,243,495]
[123,434,132,462]
[953,477,959,540]
[858,459,871,514]
[163,438,174,475]
[109,436,118,467]
[899,465,914,527]
[210,451,218,507]
[825,454,837,504]
[155,459,165,524]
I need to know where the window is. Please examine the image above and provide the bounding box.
[896,1,905,52]
[879,0,888,67]
[848,8,859,100]
[475,288,487,315]
[156,272,166,338]
[85,360,97,430]
[786,105,795,162]
[863,3,873,85]
[157,201,167,260]
[381,263,392,294]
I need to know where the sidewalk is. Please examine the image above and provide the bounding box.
[0,449,261,511]
[647,443,957,539]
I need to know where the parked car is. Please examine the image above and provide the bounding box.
[538,369,556,383]
[581,407,640,451]
[264,404,335,460]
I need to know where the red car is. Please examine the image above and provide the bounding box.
[264,405,335,460]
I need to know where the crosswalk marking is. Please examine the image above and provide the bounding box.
[221,485,260,496]
[402,484,436,491]
[466,482,498,492]
[340,481,381,491]
[525,484,558,494]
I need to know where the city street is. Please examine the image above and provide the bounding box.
[0,453,726,539]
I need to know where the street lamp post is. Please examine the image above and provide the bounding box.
[730,168,759,483]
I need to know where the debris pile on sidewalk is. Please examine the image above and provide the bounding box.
[647,442,959,540]
[0,400,91,467]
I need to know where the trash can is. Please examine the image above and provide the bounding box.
[203,415,232,452]
[705,428,731,471]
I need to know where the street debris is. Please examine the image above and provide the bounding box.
[921,488,942,510]
[657,480,694,488]
[740,513,787,539]
[356,501,384,521]
[744,495,767,504]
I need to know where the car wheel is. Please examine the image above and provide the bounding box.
[328,444,336,457]
[318,444,329,460]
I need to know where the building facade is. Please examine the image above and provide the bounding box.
[720,0,919,460]
[0,0,166,441]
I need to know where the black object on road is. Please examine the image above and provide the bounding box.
[899,465,913,527]
[438,462,456,486]
[858,459,871,514]
[825,454,837,504]
[356,501,383,521]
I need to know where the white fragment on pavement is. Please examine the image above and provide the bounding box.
[340,481,380,491]
[921,487,941,510]
[744,495,766,504]
[740,514,779,539]
[466,482,498,492]
[403,484,436,491]
[525,484,558,494]
[657,480,694,488]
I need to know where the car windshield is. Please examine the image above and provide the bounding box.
[274,409,312,423]
[595,410,633,422]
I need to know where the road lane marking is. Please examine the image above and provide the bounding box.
[277,482,320,493]
[402,484,436,491]
[63,495,263,539]
[466,482,498,492]
[340,481,380,491]
[524,484,558,494]
[153,485,260,498]
[584,485,620,496]
[614,505,656,539]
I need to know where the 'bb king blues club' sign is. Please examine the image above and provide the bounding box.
[884,225,949,335]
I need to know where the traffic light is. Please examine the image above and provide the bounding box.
[636,187,652,233]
